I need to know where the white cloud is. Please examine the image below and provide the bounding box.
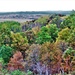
[0,0,75,12]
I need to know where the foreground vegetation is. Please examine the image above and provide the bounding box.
[0,11,75,75]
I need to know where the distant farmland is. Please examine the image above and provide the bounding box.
[0,19,33,23]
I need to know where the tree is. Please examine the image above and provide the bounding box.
[68,28,75,43]
[62,47,75,73]
[0,25,11,46]
[0,21,21,32]
[26,44,41,64]
[32,26,40,35]
[0,45,13,63]
[60,11,75,29]
[55,40,68,52]
[47,24,59,42]
[57,27,70,42]
[39,42,62,74]
[10,32,28,49]
[50,16,62,28]
[8,51,24,71]
[10,70,25,75]
[36,26,52,44]
[35,16,50,25]
[0,21,21,46]
[10,32,29,58]
[25,30,35,44]
[36,24,59,44]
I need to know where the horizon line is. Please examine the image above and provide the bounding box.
[0,10,74,13]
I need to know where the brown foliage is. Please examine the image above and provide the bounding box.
[70,42,75,49]
[55,40,68,52]
[40,42,63,73]
[25,30,35,44]
[7,51,24,71]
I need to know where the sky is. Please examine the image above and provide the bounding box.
[0,0,75,12]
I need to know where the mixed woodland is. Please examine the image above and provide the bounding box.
[0,11,75,75]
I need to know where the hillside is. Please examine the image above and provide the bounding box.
[0,11,75,75]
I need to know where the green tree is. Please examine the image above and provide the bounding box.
[0,21,21,46]
[63,47,75,58]
[60,11,75,29]
[0,45,13,63]
[36,24,58,44]
[47,24,59,42]
[0,25,11,46]
[36,26,52,44]
[10,70,25,75]
[0,21,21,32]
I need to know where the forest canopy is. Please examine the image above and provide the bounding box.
[0,11,75,75]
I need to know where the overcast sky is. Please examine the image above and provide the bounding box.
[0,0,75,12]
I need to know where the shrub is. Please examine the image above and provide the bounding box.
[0,58,4,70]
[1,69,9,75]
[71,71,75,75]
[0,57,4,64]
[26,70,33,75]
[10,70,25,75]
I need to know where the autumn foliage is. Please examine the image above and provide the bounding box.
[7,51,24,71]
[0,12,75,74]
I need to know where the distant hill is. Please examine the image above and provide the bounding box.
[0,11,72,23]
[0,11,72,15]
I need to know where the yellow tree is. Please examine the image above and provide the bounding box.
[10,32,29,58]
[57,27,70,42]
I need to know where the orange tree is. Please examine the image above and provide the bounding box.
[8,51,24,71]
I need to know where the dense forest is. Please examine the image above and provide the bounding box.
[0,11,75,75]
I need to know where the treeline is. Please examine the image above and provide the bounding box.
[0,11,71,15]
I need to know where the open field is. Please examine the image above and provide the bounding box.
[0,19,33,23]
